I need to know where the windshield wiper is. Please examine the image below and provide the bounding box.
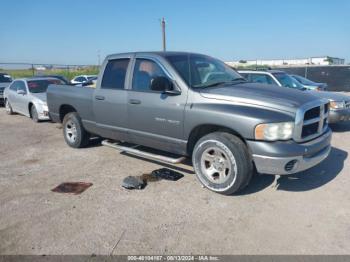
[201,81,228,88]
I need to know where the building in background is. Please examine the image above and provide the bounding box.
[226,56,345,67]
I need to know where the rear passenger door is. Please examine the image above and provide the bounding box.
[93,56,132,141]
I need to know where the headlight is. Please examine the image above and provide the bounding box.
[255,122,294,141]
[330,101,345,109]
[41,103,48,111]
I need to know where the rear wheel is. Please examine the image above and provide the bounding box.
[192,132,253,195]
[31,105,39,122]
[62,112,90,148]
[5,100,13,115]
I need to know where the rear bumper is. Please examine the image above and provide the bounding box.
[328,109,350,123]
[248,129,332,175]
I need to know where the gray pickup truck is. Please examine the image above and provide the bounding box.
[47,52,332,194]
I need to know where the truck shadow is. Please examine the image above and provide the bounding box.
[275,147,346,192]
[238,147,347,195]
[329,123,350,133]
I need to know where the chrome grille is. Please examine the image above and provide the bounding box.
[293,100,329,142]
[345,101,350,109]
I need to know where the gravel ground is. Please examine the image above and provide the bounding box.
[0,107,349,255]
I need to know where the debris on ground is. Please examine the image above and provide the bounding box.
[151,168,184,181]
[51,182,93,194]
[122,168,184,190]
[122,176,147,189]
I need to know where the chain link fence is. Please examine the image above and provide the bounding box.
[0,63,100,81]
[275,65,350,92]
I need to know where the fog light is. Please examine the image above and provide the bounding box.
[285,160,298,172]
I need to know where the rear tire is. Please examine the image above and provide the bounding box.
[5,99,14,115]
[62,112,90,148]
[30,105,39,122]
[192,132,253,195]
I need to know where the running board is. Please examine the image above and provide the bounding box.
[101,140,186,164]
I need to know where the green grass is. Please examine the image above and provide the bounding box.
[0,67,100,81]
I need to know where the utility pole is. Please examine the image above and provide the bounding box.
[161,17,166,51]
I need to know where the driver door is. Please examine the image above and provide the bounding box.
[127,57,186,153]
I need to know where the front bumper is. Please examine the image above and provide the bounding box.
[328,108,350,123]
[248,129,332,175]
[38,110,50,120]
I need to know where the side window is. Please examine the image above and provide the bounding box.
[250,74,272,85]
[132,59,167,92]
[75,77,85,82]
[101,59,130,89]
[266,75,277,85]
[17,81,27,93]
[240,73,249,81]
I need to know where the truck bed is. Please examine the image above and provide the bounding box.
[47,84,95,123]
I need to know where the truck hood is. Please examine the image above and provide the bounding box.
[199,82,321,113]
[31,92,47,103]
[307,90,350,102]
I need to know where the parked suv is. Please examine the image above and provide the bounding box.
[47,52,331,194]
[239,70,350,123]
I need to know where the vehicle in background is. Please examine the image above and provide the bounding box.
[47,52,331,195]
[0,73,13,105]
[4,77,65,122]
[35,74,70,85]
[290,74,327,91]
[70,75,97,85]
[239,70,350,123]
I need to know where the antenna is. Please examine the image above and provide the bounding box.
[161,17,166,51]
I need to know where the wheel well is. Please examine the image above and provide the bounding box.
[59,104,77,122]
[28,103,33,117]
[187,124,246,155]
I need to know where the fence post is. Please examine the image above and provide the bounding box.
[31,64,35,76]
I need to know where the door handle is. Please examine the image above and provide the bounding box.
[129,99,141,105]
[95,95,105,100]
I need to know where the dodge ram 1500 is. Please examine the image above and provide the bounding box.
[47,52,332,194]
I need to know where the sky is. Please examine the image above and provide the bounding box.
[0,0,349,65]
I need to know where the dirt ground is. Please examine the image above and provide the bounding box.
[0,107,349,255]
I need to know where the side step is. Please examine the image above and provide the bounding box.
[101,140,186,164]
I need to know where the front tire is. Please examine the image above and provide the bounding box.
[31,105,39,122]
[62,112,90,148]
[192,132,253,195]
[5,100,14,115]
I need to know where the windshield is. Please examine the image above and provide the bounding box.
[87,76,97,81]
[165,54,244,88]
[27,79,64,93]
[292,75,315,85]
[273,73,305,90]
[0,74,12,83]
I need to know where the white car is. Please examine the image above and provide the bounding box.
[4,77,65,122]
[70,75,97,85]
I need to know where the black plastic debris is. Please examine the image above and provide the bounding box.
[122,176,146,190]
[151,168,184,181]
[51,182,93,195]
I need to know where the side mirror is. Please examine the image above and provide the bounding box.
[151,76,180,95]
[17,89,26,95]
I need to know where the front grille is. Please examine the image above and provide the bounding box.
[294,100,329,142]
[302,122,319,138]
[304,106,320,120]
[345,101,350,109]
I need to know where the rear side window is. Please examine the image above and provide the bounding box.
[101,59,130,89]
